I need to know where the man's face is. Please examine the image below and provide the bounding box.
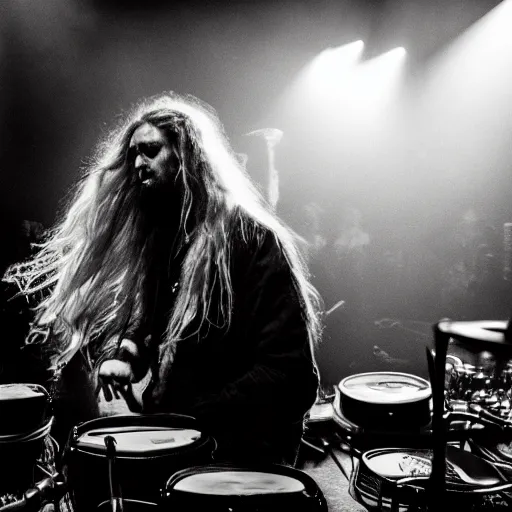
[128,123,179,191]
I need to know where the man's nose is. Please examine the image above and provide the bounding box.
[134,154,145,169]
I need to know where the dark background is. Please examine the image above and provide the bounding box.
[1,0,511,388]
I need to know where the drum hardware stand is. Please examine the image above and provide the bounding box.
[328,429,359,481]
[302,432,357,484]
[105,435,123,512]
[319,437,352,482]
[0,466,66,512]
[304,396,356,482]
[0,415,62,512]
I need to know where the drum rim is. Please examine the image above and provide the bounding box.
[97,498,159,509]
[73,413,203,434]
[339,372,431,404]
[69,413,213,457]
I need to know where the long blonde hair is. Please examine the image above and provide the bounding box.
[4,92,322,371]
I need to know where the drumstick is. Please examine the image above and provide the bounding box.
[105,436,124,512]
[325,300,345,317]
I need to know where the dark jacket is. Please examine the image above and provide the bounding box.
[0,222,319,464]
[141,223,320,465]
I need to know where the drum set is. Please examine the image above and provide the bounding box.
[8,323,512,512]
[303,321,512,512]
[0,384,328,512]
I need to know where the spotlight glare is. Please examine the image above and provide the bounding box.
[353,40,365,52]
[395,47,407,58]
[383,47,407,60]
[322,39,365,63]
[308,40,365,93]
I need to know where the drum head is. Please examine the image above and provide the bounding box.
[164,464,327,512]
[173,470,306,495]
[0,383,47,400]
[76,426,201,454]
[339,372,431,405]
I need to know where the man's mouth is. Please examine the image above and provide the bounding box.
[139,169,155,187]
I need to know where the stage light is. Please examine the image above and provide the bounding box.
[368,46,407,65]
[345,46,407,114]
[389,47,407,59]
[307,40,364,93]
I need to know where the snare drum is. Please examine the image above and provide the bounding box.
[163,464,327,512]
[64,413,216,512]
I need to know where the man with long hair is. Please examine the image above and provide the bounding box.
[3,92,322,465]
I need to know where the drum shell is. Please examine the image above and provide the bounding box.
[0,383,51,436]
[338,390,431,430]
[163,464,328,512]
[65,414,215,512]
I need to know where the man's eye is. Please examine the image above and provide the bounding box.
[127,147,137,162]
[141,144,161,158]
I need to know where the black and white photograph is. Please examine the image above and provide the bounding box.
[1,0,512,510]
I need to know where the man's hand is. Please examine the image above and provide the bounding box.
[97,359,142,412]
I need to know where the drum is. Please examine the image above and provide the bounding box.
[336,372,432,430]
[0,383,51,436]
[163,464,328,512]
[0,383,54,505]
[63,413,216,512]
[353,445,509,511]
